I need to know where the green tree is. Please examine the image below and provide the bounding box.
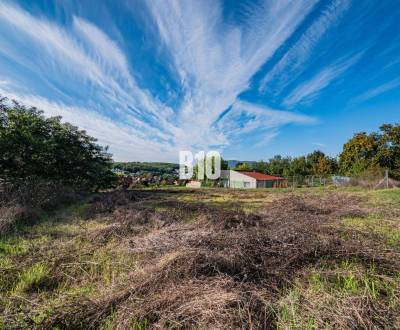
[252,160,269,174]
[306,150,325,174]
[235,162,250,171]
[306,150,338,175]
[288,156,311,177]
[375,124,400,179]
[265,155,291,177]
[315,157,331,175]
[339,132,379,176]
[0,98,115,190]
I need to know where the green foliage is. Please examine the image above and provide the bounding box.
[221,158,229,170]
[0,97,116,190]
[339,124,400,179]
[113,161,178,178]
[235,162,251,171]
[289,156,309,176]
[256,155,291,176]
[376,124,400,178]
[250,151,338,177]
[307,150,338,175]
[339,132,379,176]
[239,123,399,180]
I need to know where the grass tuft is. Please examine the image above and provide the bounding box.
[13,263,50,294]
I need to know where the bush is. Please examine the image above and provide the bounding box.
[0,178,80,235]
[0,205,24,236]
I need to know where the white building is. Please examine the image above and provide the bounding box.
[220,170,286,189]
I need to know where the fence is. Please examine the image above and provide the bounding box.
[285,175,333,188]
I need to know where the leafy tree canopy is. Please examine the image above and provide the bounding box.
[0,97,115,190]
[250,151,338,177]
[339,124,400,179]
[235,162,251,171]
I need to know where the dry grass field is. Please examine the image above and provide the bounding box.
[1,187,400,329]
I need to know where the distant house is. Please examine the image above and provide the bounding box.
[220,170,286,188]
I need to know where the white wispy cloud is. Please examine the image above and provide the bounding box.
[259,0,351,94]
[352,78,400,103]
[0,2,177,148]
[146,0,318,148]
[217,100,317,146]
[283,53,363,107]
[0,87,179,162]
[0,1,319,161]
[0,2,165,118]
[0,3,110,88]
[73,16,131,81]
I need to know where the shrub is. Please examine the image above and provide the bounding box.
[0,178,80,235]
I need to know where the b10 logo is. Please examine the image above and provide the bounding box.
[179,151,221,180]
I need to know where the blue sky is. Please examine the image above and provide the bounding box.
[0,0,399,162]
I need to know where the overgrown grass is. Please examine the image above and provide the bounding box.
[343,215,400,247]
[275,289,316,330]
[275,260,400,329]
[341,188,400,248]
[0,196,139,328]
[367,188,400,208]
[78,242,137,285]
[1,187,400,329]
[308,260,398,299]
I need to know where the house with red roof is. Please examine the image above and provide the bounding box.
[220,170,286,188]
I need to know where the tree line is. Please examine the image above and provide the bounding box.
[234,151,338,177]
[113,162,179,178]
[233,124,400,180]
